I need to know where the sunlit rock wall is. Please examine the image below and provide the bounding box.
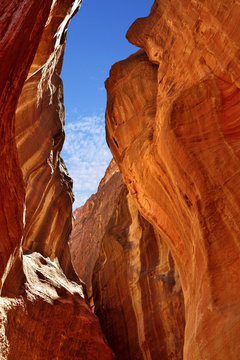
[1,252,114,360]
[70,160,185,359]
[14,0,82,281]
[105,1,240,359]
[0,1,115,359]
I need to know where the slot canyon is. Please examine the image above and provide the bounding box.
[1,0,240,359]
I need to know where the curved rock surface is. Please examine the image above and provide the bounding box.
[0,0,53,287]
[0,1,115,359]
[70,160,124,296]
[15,0,80,279]
[105,1,240,359]
[1,252,114,360]
[70,160,185,359]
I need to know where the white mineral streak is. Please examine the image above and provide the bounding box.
[22,252,84,303]
[36,49,59,106]
[37,0,82,106]
[127,194,152,360]
[47,149,54,174]
[54,0,82,49]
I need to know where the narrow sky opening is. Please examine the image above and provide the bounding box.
[61,0,153,209]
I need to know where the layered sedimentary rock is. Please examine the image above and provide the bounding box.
[15,0,82,279]
[70,160,124,296]
[0,252,114,360]
[0,0,53,288]
[70,160,185,359]
[105,1,240,359]
[0,1,115,358]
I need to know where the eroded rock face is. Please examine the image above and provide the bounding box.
[70,160,124,296]
[0,1,115,359]
[1,252,114,360]
[0,0,53,287]
[15,0,81,280]
[105,1,240,359]
[71,160,185,359]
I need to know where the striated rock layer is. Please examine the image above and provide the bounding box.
[15,0,81,280]
[0,1,115,359]
[70,160,124,296]
[70,160,185,359]
[0,252,114,359]
[105,1,240,359]
[0,0,53,287]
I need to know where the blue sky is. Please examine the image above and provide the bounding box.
[61,0,153,208]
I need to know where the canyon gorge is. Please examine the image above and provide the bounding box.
[1,0,240,359]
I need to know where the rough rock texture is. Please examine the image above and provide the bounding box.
[1,252,114,360]
[105,1,240,359]
[0,1,115,359]
[70,160,185,359]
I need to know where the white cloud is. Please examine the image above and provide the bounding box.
[62,111,112,209]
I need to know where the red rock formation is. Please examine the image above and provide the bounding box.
[105,1,240,359]
[15,0,81,280]
[0,0,53,287]
[0,1,115,359]
[70,160,185,359]
[70,160,124,295]
[1,252,114,360]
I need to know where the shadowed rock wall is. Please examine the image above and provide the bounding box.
[0,0,53,288]
[70,161,185,359]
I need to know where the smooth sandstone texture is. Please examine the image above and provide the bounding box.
[0,1,115,359]
[15,0,80,280]
[70,160,124,296]
[105,1,240,359]
[0,0,53,287]
[71,160,185,360]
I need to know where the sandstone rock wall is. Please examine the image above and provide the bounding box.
[93,188,185,360]
[70,160,124,295]
[0,0,53,288]
[1,252,114,360]
[15,0,81,281]
[2,0,240,359]
[0,1,115,359]
[70,161,185,360]
[105,1,240,359]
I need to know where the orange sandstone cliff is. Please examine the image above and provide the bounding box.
[2,0,240,359]
[70,160,124,296]
[0,0,53,288]
[70,160,185,359]
[0,1,115,359]
[104,0,240,359]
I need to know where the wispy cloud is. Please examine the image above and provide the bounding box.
[61,111,112,209]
